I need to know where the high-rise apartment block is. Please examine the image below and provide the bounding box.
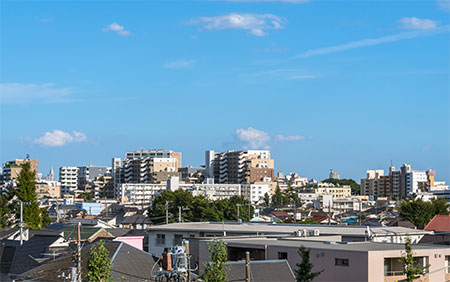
[112,149,182,198]
[2,158,38,184]
[205,150,274,184]
[361,163,432,199]
[59,166,79,194]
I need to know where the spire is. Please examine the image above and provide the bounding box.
[46,166,55,181]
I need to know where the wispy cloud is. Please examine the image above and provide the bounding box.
[275,135,305,141]
[247,69,316,80]
[34,130,87,147]
[102,22,131,36]
[398,17,437,30]
[421,144,432,152]
[438,0,450,11]
[0,83,72,104]
[164,59,195,69]
[187,13,285,36]
[296,25,448,58]
[39,18,52,23]
[234,127,306,149]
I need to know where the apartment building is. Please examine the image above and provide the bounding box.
[316,183,352,199]
[35,179,61,199]
[59,166,79,194]
[206,150,274,184]
[195,236,450,282]
[2,158,38,184]
[77,165,112,188]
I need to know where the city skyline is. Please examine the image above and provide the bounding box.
[1,0,449,181]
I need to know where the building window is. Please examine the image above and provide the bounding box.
[278,252,288,260]
[335,258,349,267]
[173,234,183,246]
[156,234,165,245]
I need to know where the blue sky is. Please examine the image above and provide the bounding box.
[1,0,449,181]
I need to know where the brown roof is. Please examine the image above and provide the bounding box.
[424,215,450,233]
[270,211,290,217]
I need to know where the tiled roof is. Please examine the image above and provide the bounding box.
[424,215,450,232]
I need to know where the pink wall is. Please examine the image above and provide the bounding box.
[114,236,144,251]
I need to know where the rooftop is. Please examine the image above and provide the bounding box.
[218,237,450,252]
[147,222,432,237]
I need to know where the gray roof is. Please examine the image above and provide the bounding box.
[147,222,432,237]
[0,228,19,240]
[219,237,450,252]
[225,259,295,282]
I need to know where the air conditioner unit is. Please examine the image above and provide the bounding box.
[302,229,308,237]
[314,229,320,236]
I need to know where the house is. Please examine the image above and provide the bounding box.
[420,215,450,245]
[196,236,450,282]
[19,241,158,281]
[117,214,152,229]
[46,224,115,242]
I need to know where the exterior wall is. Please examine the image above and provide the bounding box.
[368,248,450,282]
[266,245,369,282]
[59,166,79,194]
[36,181,61,198]
[119,183,166,203]
[2,159,39,183]
[316,186,351,199]
[248,168,274,183]
[113,236,144,251]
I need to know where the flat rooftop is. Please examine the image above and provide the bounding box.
[218,237,450,252]
[147,222,433,237]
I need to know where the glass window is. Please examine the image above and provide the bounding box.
[156,234,165,245]
[278,252,288,260]
[335,258,349,267]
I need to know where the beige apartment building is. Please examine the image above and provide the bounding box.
[196,237,450,282]
[316,184,352,199]
[2,158,38,183]
[36,180,61,199]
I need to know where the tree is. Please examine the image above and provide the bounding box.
[201,239,228,282]
[399,237,428,282]
[264,192,270,207]
[322,178,360,195]
[295,246,322,282]
[16,162,42,230]
[86,240,112,282]
[399,199,449,228]
[41,208,51,227]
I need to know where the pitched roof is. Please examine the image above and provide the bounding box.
[225,259,295,282]
[119,215,152,225]
[19,241,157,281]
[424,215,450,232]
[0,229,19,240]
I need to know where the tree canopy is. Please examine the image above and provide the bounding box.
[321,178,360,195]
[148,190,254,224]
[86,240,112,282]
[399,198,449,228]
[16,162,42,230]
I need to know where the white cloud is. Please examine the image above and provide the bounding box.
[0,83,71,104]
[188,13,285,36]
[235,127,306,149]
[102,22,131,36]
[164,59,195,69]
[398,17,437,30]
[236,127,271,149]
[34,130,87,147]
[296,26,447,58]
[275,135,305,141]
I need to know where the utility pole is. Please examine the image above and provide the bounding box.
[20,201,23,246]
[56,198,60,223]
[245,251,251,282]
[248,201,251,222]
[165,201,169,225]
[77,222,81,281]
[178,206,182,223]
[359,198,362,226]
[236,204,242,222]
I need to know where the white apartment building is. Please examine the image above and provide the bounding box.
[59,166,79,194]
[406,170,428,195]
[241,184,271,204]
[188,184,242,201]
[120,183,166,205]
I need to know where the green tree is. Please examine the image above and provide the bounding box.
[86,240,112,282]
[431,198,449,215]
[41,208,51,227]
[295,246,322,282]
[399,199,448,228]
[399,237,428,282]
[16,162,42,230]
[272,186,288,208]
[201,239,228,282]
[264,192,270,207]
